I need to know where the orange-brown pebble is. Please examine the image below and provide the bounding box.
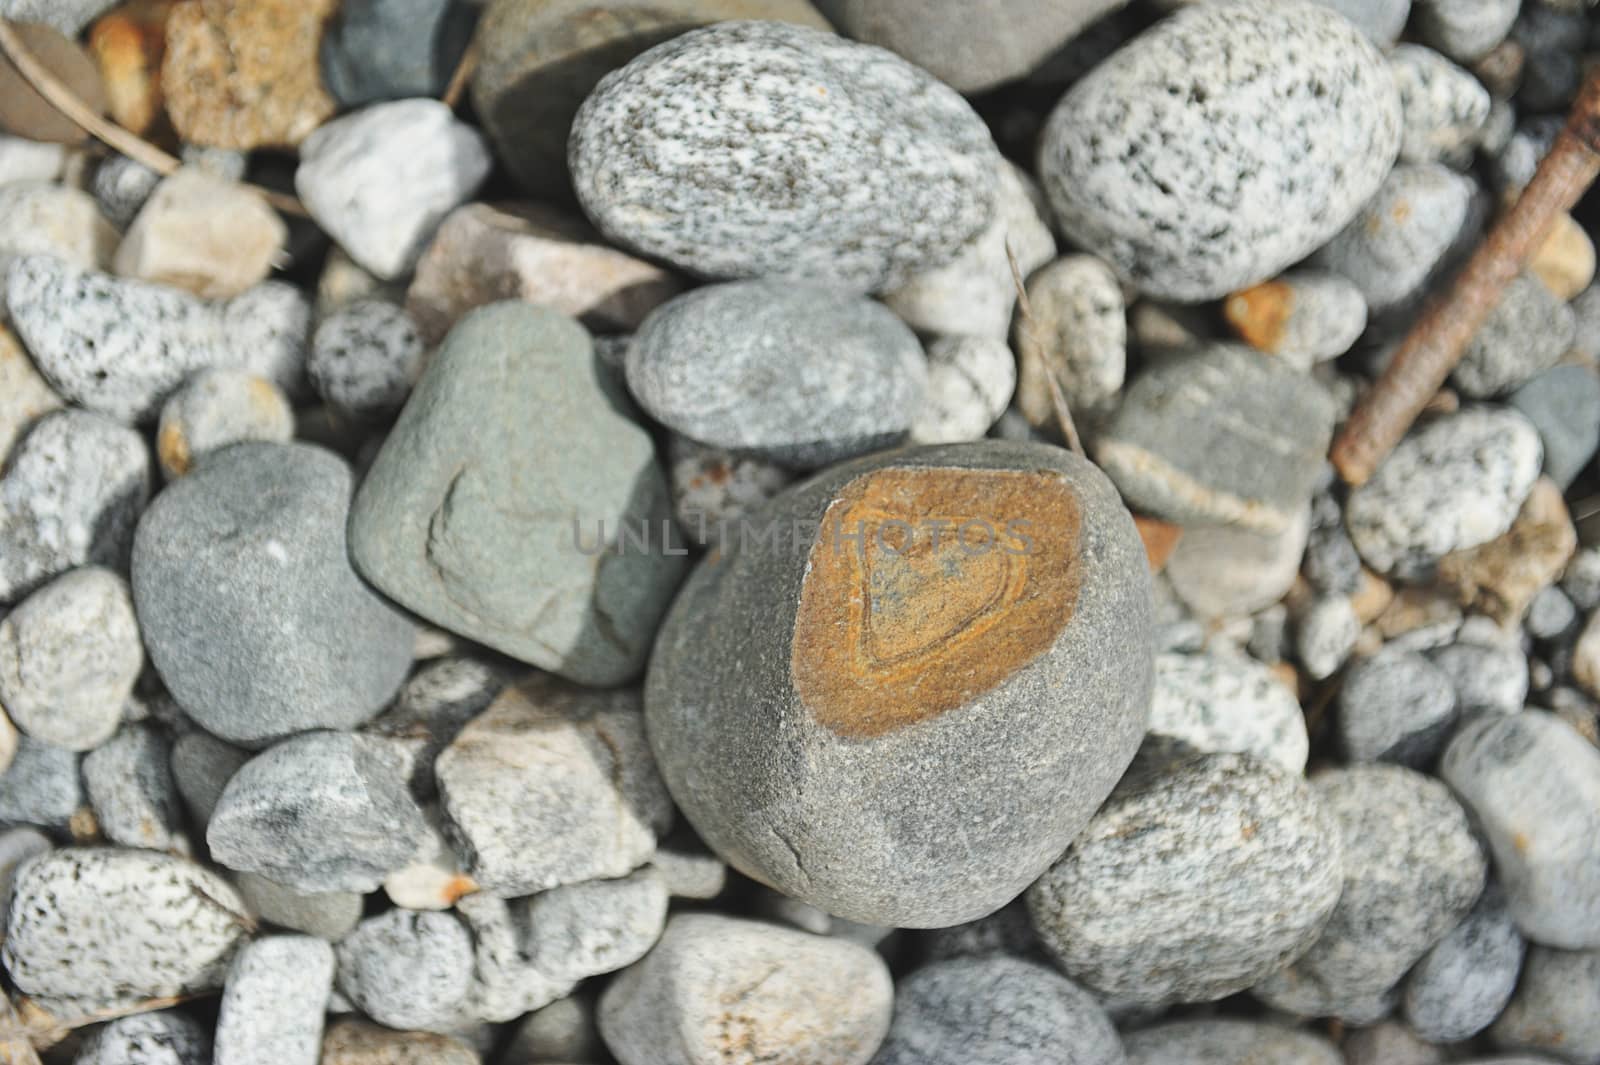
[1349,568,1395,624]
[0,22,109,144]
[1134,513,1183,573]
[89,1,175,137]
[1224,279,1294,354]
[157,421,191,477]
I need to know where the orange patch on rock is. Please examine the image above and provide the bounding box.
[1133,513,1182,572]
[1224,279,1294,354]
[157,422,190,477]
[791,467,1082,740]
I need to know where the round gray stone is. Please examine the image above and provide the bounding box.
[1414,0,1521,61]
[1037,0,1400,301]
[645,440,1153,926]
[1454,273,1576,398]
[627,281,927,468]
[1510,365,1600,491]
[73,1010,211,1065]
[213,935,335,1065]
[1429,640,1530,715]
[1147,651,1310,772]
[308,298,427,417]
[1337,646,1459,766]
[132,442,414,746]
[1404,883,1526,1043]
[570,20,998,293]
[1123,1020,1340,1065]
[336,908,476,1033]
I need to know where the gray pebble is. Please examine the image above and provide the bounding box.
[1430,640,1531,714]
[320,0,475,108]
[0,409,150,607]
[1404,883,1527,1043]
[214,935,335,1065]
[3,847,249,999]
[525,868,669,984]
[1565,548,1600,611]
[1454,274,1576,398]
[1442,710,1600,948]
[83,724,186,854]
[1414,0,1522,62]
[0,566,143,752]
[1512,3,1587,112]
[453,892,572,1022]
[1343,1022,1447,1065]
[0,0,117,36]
[1391,44,1493,164]
[1529,586,1581,641]
[1346,407,1543,578]
[911,335,1016,446]
[666,435,795,550]
[132,442,414,746]
[0,735,82,830]
[73,1011,211,1065]
[1038,0,1400,301]
[627,281,926,468]
[1305,492,1365,595]
[232,871,363,941]
[1574,285,1600,361]
[156,369,294,480]
[1297,595,1363,681]
[504,993,603,1065]
[1493,117,1564,196]
[1027,753,1342,1006]
[1509,365,1600,490]
[1123,1019,1340,1065]
[309,298,427,417]
[336,908,476,1033]
[648,837,728,900]
[364,656,508,799]
[216,282,312,398]
[570,21,997,293]
[600,913,894,1065]
[208,731,428,893]
[1491,945,1600,1064]
[1165,505,1311,617]
[869,954,1119,1065]
[1338,646,1459,765]
[0,826,48,915]
[1147,651,1310,772]
[168,730,248,830]
[1225,269,1368,370]
[1253,765,1487,1020]
[1013,254,1125,424]
[92,155,163,231]
[1318,0,1412,44]
[435,676,671,897]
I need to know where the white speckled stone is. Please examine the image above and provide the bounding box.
[2,848,249,999]
[1124,1019,1340,1065]
[1037,0,1400,302]
[910,335,1016,445]
[1414,0,1520,61]
[113,168,287,299]
[1014,254,1125,425]
[1165,505,1311,618]
[73,1010,211,1065]
[217,282,312,398]
[1337,646,1458,766]
[1391,45,1492,164]
[526,868,669,984]
[336,908,476,1033]
[570,20,998,294]
[1148,651,1309,772]
[599,913,893,1065]
[1347,408,1543,578]
[296,99,491,281]
[156,369,294,479]
[1225,270,1368,370]
[1442,711,1600,949]
[83,724,187,854]
[667,435,795,550]
[1453,273,1576,398]
[0,182,116,318]
[0,135,66,187]
[1404,883,1526,1043]
[214,935,335,1065]
[1490,946,1600,1064]
[309,298,426,417]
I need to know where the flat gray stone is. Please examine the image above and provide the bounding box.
[336,908,476,1033]
[169,730,249,830]
[133,442,414,746]
[1038,0,1399,301]
[1123,1020,1340,1065]
[214,935,335,1065]
[646,440,1153,926]
[1454,273,1576,398]
[1147,651,1309,772]
[1404,883,1526,1043]
[570,20,997,293]
[1491,946,1600,1064]
[232,871,363,941]
[627,281,927,467]
[1343,1022,1447,1065]
[1337,647,1458,766]
[73,1010,211,1065]
[83,724,187,854]
[349,302,684,687]
[1509,366,1600,490]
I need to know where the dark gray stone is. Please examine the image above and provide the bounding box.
[1123,1020,1340,1065]
[320,0,476,108]
[132,442,414,746]
[1509,365,1600,490]
[213,935,335,1065]
[169,730,249,830]
[1404,883,1526,1043]
[1337,647,1459,766]
[627,281,927,468]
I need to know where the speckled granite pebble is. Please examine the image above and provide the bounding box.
[869,954,1119,1065]
[628,280,927,467]
[570,20,998,293]
[1443,711,1600,949]
[525,867,669,984]
[1123,1019,1340,1065]
[1347,408,1542,578]
[1224,270,1368,370]
[1147,652,1309,771]
[1405,883,1526,1043]
[216,283,312,398]
[1392,45,1492,165]
[910,336,1016,446]
[1338,646,1458,765]
[0,735,82,830]
[336,908,476,1033]
[1454,273,1576,398]
[1037,0,1400,302]
[0,409,150,606]
[667,435,795,550]
[1510,366,1600,491]
[83,724,185,853]
[208,731,428,893]
[3,847,248,999]
[600,913,893,1065]
[1014,255,1125,424]
[133,443,413,745]
[212,937,333,1065]
[1491,946,1600,1064]
[1253,765,1486,1020]
[73,1010,211,1065]
[309,299,426,417]
[156,369,294,479]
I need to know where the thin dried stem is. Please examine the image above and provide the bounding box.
[1331,66,1600,486]
[0,18,310,218]
[441,35,480,111]
[1006,242,1086,458]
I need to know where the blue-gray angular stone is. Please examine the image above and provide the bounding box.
[1510,365,1600,490]
[320,0,476,108]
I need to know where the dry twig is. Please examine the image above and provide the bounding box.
[441,34,481,111]
[1006,241,1086,459]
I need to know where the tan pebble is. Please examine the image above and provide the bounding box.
[1224,279,1293,354]
[1437,477,1577,626]
[1529,212,1596,302]
[88,1,175,137]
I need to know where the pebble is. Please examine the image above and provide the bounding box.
[1391,45,1493,165]
[1165,505,1311,618]
[168,729,247,829]
[1305,492,1365,596]
[308,299,426,418]
[320,1019,480,1065]
[113,168,286,299]
[155,369,294,479]
[1123,1019,1341,1065]
[1566,549,1600,611]
[524,867,669,984]
[320,0,476,107]
[335,908,476,1033]
[599,913,893,1065]
[1493,117,1562,197]
[1511,3,1587,112]
[571,20,998,293]
[348,303,684,686]
[232,872,363,941]
[1146,651,1310,772]
[92,154,163,230]
[213,935,335,1065]
[1442,710,1600,948]
[1343,1022,1446,1065]
[0,736,83,830]
[1314,163,1477,314]
[1453,273,1576,398]
[1096,344,1336,534]
[910,336,1016,445]
[73,1011,211,1065]
[1491,946,1600,1064]
[883,159,1056,341]
[1404,883,1527,1043]
[0,827,48,912]
[666,435,795,550]
[1431,640,1531,714]
[504,993,602,1065]
[406,202,685,345]
[452,892,571,1022]
[646,440,1152,927]
[1338,646,1459,765]
[1346,407,1543,578]
[1438,476,1577,626]
[629,281,927,467]
[0,23,108,145]
[1510,365,1600,489]
[82,724,185,853]
[161,0,338,149]
[87,0,170,139]
[1223,270,1368,371]
[296,99,492,282]
[1028,753,1342,1006]
[132,442,413,745]
[2,847,249,999]
[0,702,16,776]
[0,183,117,318]
[435,675,671,897]
[0,135,66,187]
[1530,212,1595,302]
[869,954,1120,1065]
[0,0,118,35]
[208,731,428,893]
[381,803,474,910]
[217,282,312,398]
[1037,0,1400,301]
[1252,765,1487,1020]
[0,567,142,752]
[1414,0,1522,62]
[649,836,728,901]
[1529,586,1581,641]
[1013,255,1125,424]
[364,656,507,798]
